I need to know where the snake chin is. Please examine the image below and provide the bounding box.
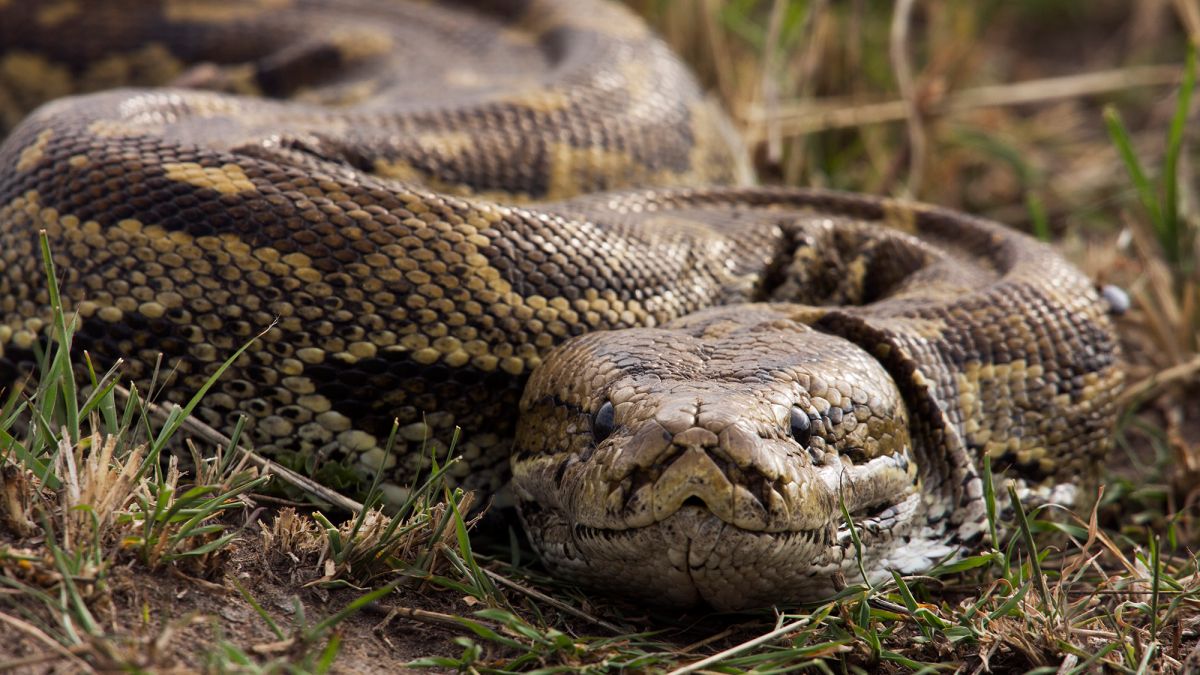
[512,313,938,609]
[517,493,938,610]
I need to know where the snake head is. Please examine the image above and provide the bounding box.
[511,306,939,610]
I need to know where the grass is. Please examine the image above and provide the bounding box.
[2,0,1199,671]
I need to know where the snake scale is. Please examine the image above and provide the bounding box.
[0,0,1122,609]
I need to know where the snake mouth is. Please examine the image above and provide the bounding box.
[521,491,928,610]
[569,507,837,557]
[569,483,916,552]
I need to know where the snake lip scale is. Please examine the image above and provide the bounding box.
[0,0,1122,610]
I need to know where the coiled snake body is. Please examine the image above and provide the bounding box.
[0,0,1122,609]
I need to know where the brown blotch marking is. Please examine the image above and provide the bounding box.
[545,143,688,201]
[16,129,53,172]
[508,0,650,41]
[88,118,165,138]
[78,44,185,92]
[294,78,374,106]
[0,53,73,125]
[328,25,394,62]
[36,0,81,26]
[375,159,454,192]
[497,87,574,114]
[956,360,1048,463]
[162,162,256,195]
[374,151,532,204]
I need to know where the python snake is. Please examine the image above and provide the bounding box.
[0,0,1122,609]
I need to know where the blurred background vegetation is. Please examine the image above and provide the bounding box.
[631,0,1189,220]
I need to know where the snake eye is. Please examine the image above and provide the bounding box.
[789,407,812,447]
[592,401,615,442]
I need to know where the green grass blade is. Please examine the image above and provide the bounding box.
[231,578,285,639]
[78,354,122,434]
[1103,106,1163,234]
[0,424,53,487]
[1007,483,1052,612]
[983,454,998,551]
[839,493,870,588]
[37,232,80,445]
[314,632,343,674]
[218,413,248,475]
[1149,531,1162,644]
[1026,192,1051,242]
[305,579,405,639]
[140,321,276,481]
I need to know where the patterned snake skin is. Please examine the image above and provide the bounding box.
[0,0,1122,609]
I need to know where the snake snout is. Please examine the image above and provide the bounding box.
[609,399,837,532]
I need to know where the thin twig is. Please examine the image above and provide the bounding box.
[762,0,787,164]
[700,0,735,107]
[745,64,1184,139]
[1118,352,1200,407]
[889,0,924,196]
[677,627,734,655]
[1174,0,1200,46]
[376,604,489,630]
[665,616,817,675]
[481,568,625,634]
[782,0,830,182]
